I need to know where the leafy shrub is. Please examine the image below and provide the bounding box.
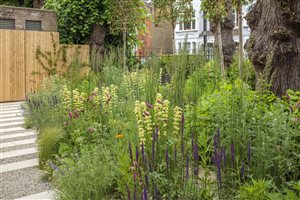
[196,80,299,193]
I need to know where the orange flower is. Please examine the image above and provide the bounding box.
[115,134,124,139]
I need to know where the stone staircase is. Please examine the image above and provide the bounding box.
[0,102,53,200]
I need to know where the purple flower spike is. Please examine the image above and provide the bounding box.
[129,142,133,161]
[141,143,145,163]
[247,143,251,165]
[133,186,137,200]
[126,184,131,200]
[135,146,139,162]
[143,185,148,200]
[217,166,222,188]
[231,143,235,168]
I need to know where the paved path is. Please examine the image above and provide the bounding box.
[0,102,53,200]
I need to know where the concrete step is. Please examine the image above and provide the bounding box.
[0,117,24,124]
[0,113,23,119]
[0,103,24,108]
[0,138,36,149]
[0,109,23,115]
[15,191,54,200]
[0,110,23,116]
[1,127,29,135]
[0,121,24,129]
[0,107,22,111]
[0,131,36,140]
[0,159,38,173]
[0,147,37,160]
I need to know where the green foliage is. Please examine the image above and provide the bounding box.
[153,0,194,29]
[237,179,300,200]
[0,0,33,7]
[237,179,274,200]
[45,0,108,44]
[54,145,116,200]
[25,49,300,199]
[38,127,66,169]
[45,0,146,46]
[201,0,226,21]
[226,56,255,89]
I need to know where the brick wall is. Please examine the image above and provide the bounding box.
[0,6,57,31]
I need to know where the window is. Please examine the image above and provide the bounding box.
[0,19,15,29]
[179,14,196,31]
[25,20,42,31]
[181,20,196,30]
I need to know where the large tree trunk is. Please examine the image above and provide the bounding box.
[89,24,107,56]
[89,24,107,71]
[245,0,300,96]
[210,0,235,68]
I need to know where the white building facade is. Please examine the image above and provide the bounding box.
[174,0,255,54]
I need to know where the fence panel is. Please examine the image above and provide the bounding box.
[0,30,25,102]
[25,31,60,93]
[0,30,89,102]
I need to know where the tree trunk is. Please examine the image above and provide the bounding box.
[217,22,225,78]
[210,0,235,68]
[89,24,107,71]
[238,3,243,80]
[245,0,300,96]
[89,23,107,57]
[33,0,44,8]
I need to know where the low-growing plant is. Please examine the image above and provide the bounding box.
[54,145,117,200]
[38,126,66,169]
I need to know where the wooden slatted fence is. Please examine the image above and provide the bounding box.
[0,30,89,102]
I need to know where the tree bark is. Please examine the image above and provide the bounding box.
[245,0,300,96]
[210,0,235,68]
[217,22,225,78]
[89,23,107,57]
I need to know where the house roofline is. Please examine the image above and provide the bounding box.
[0,5,55,13]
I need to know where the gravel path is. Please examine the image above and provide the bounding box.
[0,102,54,200]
